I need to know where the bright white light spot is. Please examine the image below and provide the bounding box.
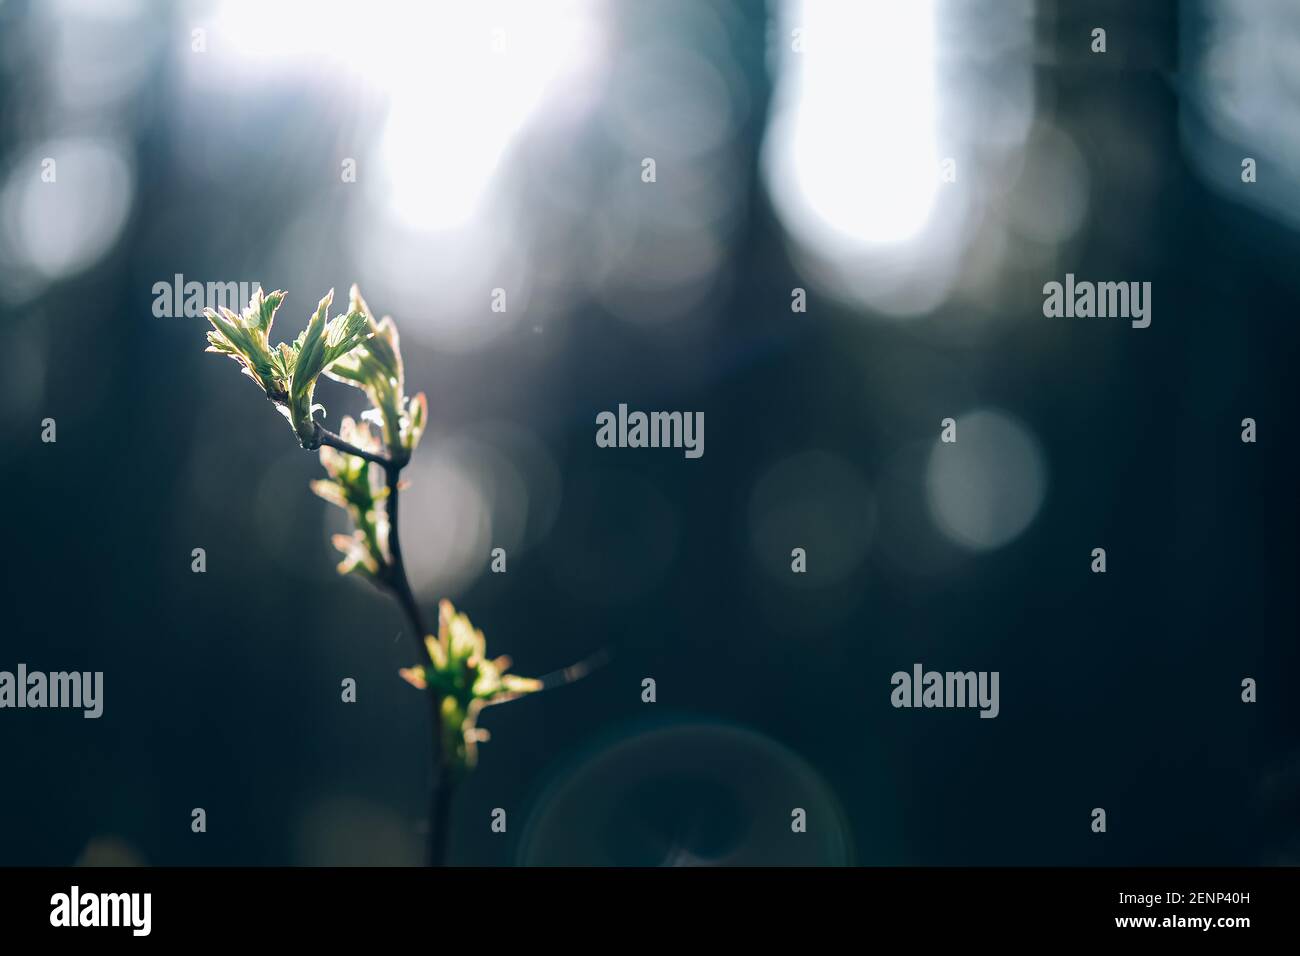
[386,6,596,231]
[213,0,600,232]
[764,0,938,246]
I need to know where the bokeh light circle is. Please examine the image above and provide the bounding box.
[519,721,851,865]
[925,409,1047,551]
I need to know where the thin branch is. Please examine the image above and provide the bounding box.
[304,417,453,865]
[240,314,454,864]
[430,772,455,867]
[380,461,455,867]
[310,423,394,468]
[380,464,424,634]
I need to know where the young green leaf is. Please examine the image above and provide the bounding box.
[398,600,542,773]
[204,287,372,447]
[311,417,390,577]
[324,285,427,459]
[203,289,288,399]
[285,290,371,446]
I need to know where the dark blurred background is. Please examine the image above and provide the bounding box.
[1,0,1296,865]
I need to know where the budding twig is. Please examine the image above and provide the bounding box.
[207,286,547,868]
[308,417,447,864]
[309,423,395,468]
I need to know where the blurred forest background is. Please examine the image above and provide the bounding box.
[1,0,1297,865]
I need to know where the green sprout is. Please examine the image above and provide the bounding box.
[203,286,543,864]
[323,285,427,459]
[204,288,371,447]
[310,416,388,580]
[400,599,543,775]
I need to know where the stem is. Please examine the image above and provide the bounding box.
[381,463,423,635]
[303,410,455,865]
[430,769,455,867]
[312,424,392,468]
[381,462,456,867]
